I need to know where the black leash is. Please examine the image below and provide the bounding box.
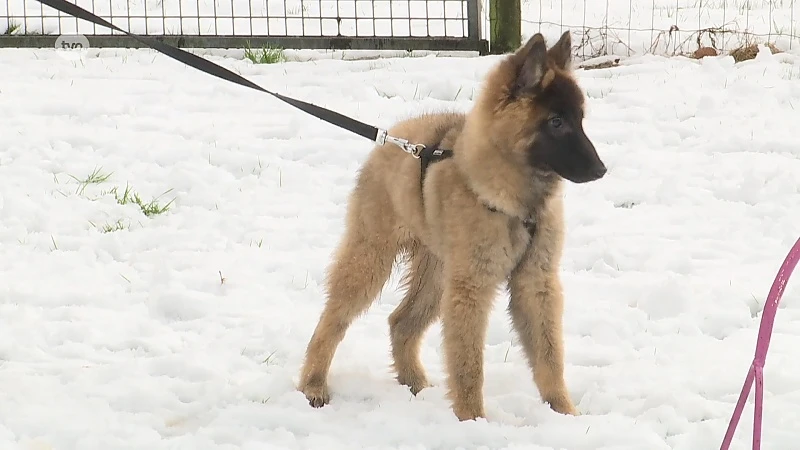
[34,0,426,157]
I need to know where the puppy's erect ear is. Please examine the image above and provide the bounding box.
[547,30,573,70]
[513,33,550,95]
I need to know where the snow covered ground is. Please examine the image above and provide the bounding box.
[3,2,800,449]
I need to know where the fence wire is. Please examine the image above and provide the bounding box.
[522,0,799,59]
[3,0,798,58]
[1,0,471,38]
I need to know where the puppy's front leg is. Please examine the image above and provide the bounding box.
[507,245,578,416]
[440,272,497,421]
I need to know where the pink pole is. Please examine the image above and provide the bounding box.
[719,237,800,450]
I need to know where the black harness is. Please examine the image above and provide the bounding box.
[418,146,454,189]
[418,146,537,236]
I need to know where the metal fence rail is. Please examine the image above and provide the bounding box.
[1,0,488,53]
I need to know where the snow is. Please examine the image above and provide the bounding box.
[3,1,800,449]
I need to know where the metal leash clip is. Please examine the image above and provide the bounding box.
[376,129,425,158]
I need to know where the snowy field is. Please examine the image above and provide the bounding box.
[2,1,800,450]
[2,41,800,450]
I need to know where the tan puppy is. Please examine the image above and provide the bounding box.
[297,31,606,421]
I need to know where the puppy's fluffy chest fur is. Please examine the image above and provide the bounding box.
[420,162,546,279]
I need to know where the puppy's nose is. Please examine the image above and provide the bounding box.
[592,165,607,179]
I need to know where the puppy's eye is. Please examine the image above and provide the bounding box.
[549,116,563,128]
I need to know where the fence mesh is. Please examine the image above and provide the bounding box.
[1,0,471,38]
[522,0,799,59]
[3,0,798,58]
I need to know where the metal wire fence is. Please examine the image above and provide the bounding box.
[1,0,486,52]
[3,0,798,57]
[2,0,473,37]
[523,0,799,60]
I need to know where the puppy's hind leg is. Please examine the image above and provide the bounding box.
[388,246,443,395]
[298,199,399,408]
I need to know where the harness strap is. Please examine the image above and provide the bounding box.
[419,146,454,190]
[418,148,537,236]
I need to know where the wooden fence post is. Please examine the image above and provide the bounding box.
[489,0,521,54]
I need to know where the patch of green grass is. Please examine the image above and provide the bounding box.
[102,220,128,233]
[262,350,278,365]
[2,21,21,35]
[1,21,50,35]
[244,42,286,64]
[68,166,113,195]
[64,168,176,228]
[59,168,176,237]
[89,218,129,233]
[109,184,175,217]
